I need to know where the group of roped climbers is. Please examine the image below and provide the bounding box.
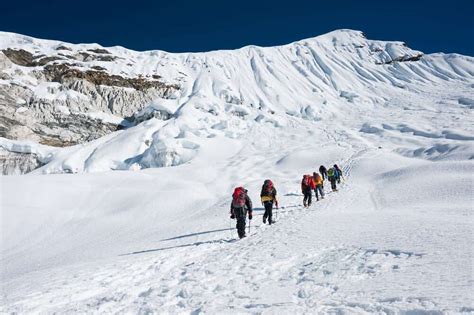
[229,164,343,239]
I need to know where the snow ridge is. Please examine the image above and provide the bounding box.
[1,29,472,173]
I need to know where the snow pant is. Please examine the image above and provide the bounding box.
[263,201,273,224]
[329,177,337,191]
[234,207,247,238]
[303,188,312,207]
[314,184,324,200]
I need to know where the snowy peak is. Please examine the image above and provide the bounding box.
[0,29,421,65]
[0,29,473,174]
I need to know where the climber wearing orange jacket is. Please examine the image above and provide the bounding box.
[313,172,325,201]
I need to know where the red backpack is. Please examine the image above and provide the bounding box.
[302,175,312,188]
[263,179,273,193]
[232,187,247,208]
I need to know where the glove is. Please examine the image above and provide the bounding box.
[275,201,279,208]
[230,214,235,219]
[248,212,253,220]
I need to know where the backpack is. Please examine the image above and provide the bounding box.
[327,168,335,177]
[313,173,321,183]
[232,187,247,208]
[302,175,312,188]
[263,179,273,194]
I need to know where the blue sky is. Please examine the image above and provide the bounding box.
[1,0,473,55]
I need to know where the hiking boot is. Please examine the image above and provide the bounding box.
[263,217,266,224]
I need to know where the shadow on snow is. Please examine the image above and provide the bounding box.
[160,228,234,241]
[119,238,237,256]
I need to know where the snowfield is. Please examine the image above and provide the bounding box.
[1,29,474,314]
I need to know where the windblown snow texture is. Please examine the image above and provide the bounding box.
[1,29,473,313]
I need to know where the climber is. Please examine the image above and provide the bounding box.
[260,179,278,225]
[334,164,343,184]
[319,165,328,181]
[301,174,315,208]
[327,167,338,192]
[312,172,324,201]
[230,187,253,238]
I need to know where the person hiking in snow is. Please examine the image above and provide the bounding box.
[319,165,328,181]
[334,164,343,184]
[230,187,253,239]
[301,174,315,208]
[260,179,278,225]
[327,167,338,192]
[312,172,324,201]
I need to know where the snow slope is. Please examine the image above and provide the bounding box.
[1,30,474,313]
[1,29,472,173]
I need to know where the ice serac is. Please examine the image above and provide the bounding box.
[0,29,473,174]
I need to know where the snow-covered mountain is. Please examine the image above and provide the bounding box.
[1,29,472,174]
[1,30,473,313]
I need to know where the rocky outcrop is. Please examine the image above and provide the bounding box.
[124,107,173,126]
[42,63,178,92]
[0,148,43,175]
[2,48,66,67]
[376,53,424,65]
[0,47,179,148]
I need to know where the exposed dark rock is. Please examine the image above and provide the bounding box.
[2,48,35,66]
[87,48,111,54]
[91,65,107,71]
[2,49,65,66]
[377,53,423,65]
[43,63,179,91]
[0,115,23,139]
[77,52,94,62]
[1,45,180,151]
[35,113,119,147]
[124,108,173,126]
[97,55,118,62]
[58,53,77,60]
[56,45,72,51]
[77,51,117,62]
[36,56,64,66]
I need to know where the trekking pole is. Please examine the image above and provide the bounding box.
[248,219,251,235]
[229,217,233,239]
